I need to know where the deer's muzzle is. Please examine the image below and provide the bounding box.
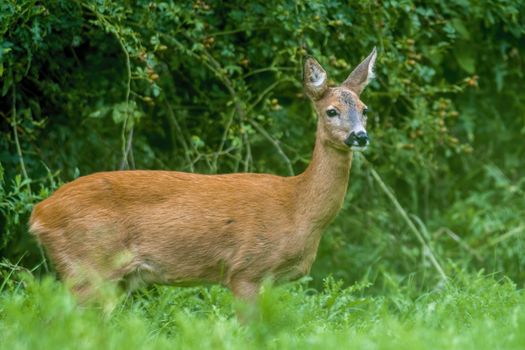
[344,131,369,150]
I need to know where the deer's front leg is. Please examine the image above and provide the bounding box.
[230,278,260,300]
[229,279,260,322]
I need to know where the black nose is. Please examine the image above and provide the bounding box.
[345,131,369,147]
[355,131,369,146]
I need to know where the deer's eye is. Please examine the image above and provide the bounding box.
[363,107,369,117]
[326,109,339,117]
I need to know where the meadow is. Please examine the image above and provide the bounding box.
[2,270,525,349]
[1,1,525,348]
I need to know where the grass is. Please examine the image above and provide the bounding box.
[1,269,524,349]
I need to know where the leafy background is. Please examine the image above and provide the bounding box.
[1,0,524,321]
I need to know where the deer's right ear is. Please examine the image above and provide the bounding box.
[303,57,328,100]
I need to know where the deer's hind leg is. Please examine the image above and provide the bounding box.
[37,227,135,312]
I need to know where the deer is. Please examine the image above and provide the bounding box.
[29,48,377,306]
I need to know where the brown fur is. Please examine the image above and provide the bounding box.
[29,49,377,301]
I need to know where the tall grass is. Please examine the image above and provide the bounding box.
[1,269,524,349]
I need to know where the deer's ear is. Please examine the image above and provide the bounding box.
[343,47,377,95]
[303,57,329,100]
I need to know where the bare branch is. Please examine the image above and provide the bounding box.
[11,80,31,194]
[248,119,294,176]
[366,160,448,282]
[165,101,195,173]
[116,32,133,170]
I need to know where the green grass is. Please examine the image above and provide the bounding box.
[1,270,524,349]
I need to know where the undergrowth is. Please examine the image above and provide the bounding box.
[0,270,524,349]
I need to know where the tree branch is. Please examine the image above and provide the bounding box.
[11,81,31,194]
[365,159,448,282]
[117,35,133,170]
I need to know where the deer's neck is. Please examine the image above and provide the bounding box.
[295,124,353,235]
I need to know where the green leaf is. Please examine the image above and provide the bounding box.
[451,19,470,40]
[454,49,475,74]
[111,101,144,130]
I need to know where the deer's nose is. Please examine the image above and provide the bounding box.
[355,131,369,146]
[345,131,369,147]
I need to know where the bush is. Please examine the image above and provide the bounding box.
[1,0,524,288]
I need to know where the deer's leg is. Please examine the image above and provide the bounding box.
[54,255,126,316]
[229,279,260,323]
[230,279,259,301]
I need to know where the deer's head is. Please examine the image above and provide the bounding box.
[304,48,377,151]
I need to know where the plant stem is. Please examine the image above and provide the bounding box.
[367,162,447,281]
[117,35,133,170]
[11,81,31,194]
[249,119,294,176]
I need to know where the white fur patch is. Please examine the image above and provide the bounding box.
[310,65,326,87]
[366,49,377,83]
[29,219,45,235]
[351,145,368,152]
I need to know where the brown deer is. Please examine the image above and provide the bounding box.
[29,48,377,303]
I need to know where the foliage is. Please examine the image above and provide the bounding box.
[1,271,525,349]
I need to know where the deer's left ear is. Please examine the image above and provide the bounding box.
[343,47,377,95]
[303,57,329,100]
